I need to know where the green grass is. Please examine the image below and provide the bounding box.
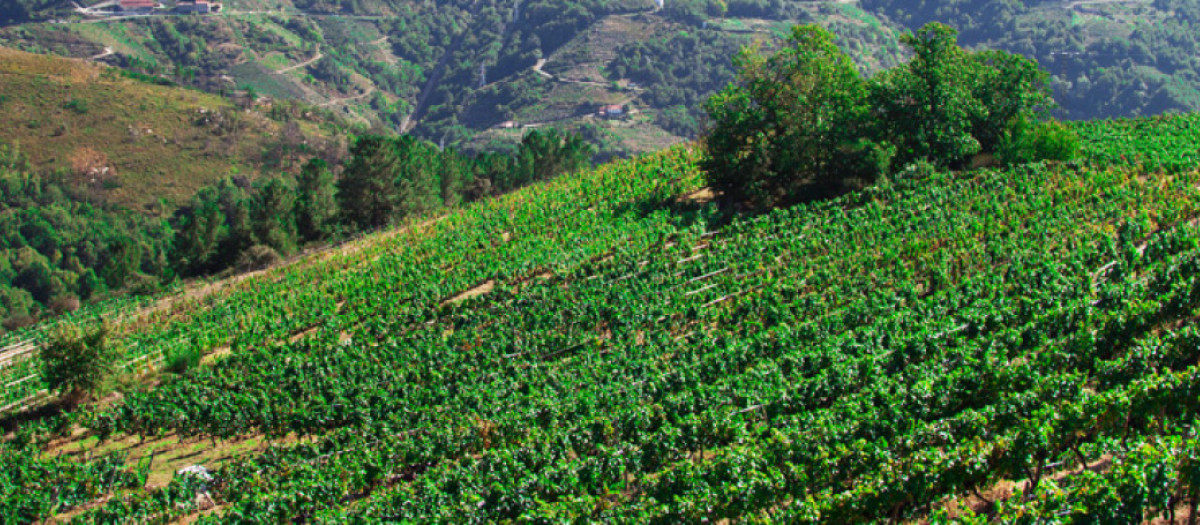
[230,60,310,101]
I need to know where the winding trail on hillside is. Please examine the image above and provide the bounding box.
[276,44,322,73]
[1062,0,1149,9]
[531,58,553,79]
[88,46,114,61]
[318,86,376,107]
[530,57,610,87]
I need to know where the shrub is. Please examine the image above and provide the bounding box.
[164,346,202,375]
[49,295,81,315]
[63,97,89,114]
[236,244,282,272]
[40,322,120,407]
[997,117,1080,165]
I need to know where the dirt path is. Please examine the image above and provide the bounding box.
[530,57,609,87]
[317,85,375,107]
[276,44,322,73]
[1063,0,1149,8]
[88,46,114,61]
[532,58,553,79]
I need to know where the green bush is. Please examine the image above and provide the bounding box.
[997,117,1080,166]
[164,346,203,375]
[40,322,120,407]
[63,98,88,114]
[236,244,282,272]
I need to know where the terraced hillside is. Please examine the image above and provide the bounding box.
[6,114,1200,522]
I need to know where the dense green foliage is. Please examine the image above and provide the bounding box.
[171,128,591,275]
[39,322,118,406]
[608,29,755,137]
[863,0,1200,119]
[5,4,1200,522]
[294,159,339,243]
[0,0,52,24]
[704,25,882,208]
[337,128,591,229]
[0,145,172,331]
[1,440,146,523]
[0,124,589,328]
[705,23,1068,209]
[3,113,1200,522]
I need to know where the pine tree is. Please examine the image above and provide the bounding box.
[295,158,338,242]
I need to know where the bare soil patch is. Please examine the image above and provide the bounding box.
[442,280,496,306]
[679,187,716,205]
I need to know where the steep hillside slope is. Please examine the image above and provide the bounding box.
[5,114,1200,522]
[0,46,348,211]
[0,2,904,158]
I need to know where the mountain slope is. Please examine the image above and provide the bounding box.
[4,113,1200,522]
[6,0,1199,161]
[0,46,349,212]
[0,2,900,159]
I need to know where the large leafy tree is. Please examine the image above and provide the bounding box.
[510,128,593,191]
[704,22,1061,210]
[969,49,1053,152]
[172,186,225,276]
[214,179,254,267]
[871,23,985,169]
[871,23,1053,168]
[389,136,443,220]
[703,25,889,208]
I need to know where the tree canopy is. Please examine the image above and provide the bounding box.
[703,23,1074,210]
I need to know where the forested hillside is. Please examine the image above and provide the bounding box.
[0,47,597,335]
[4,0,1197,157]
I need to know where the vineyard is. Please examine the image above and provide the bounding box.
[5,114,1200,522]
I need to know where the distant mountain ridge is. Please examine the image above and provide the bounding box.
[3,0,1199,158]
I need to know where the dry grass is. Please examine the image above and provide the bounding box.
[0,46,340,212]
